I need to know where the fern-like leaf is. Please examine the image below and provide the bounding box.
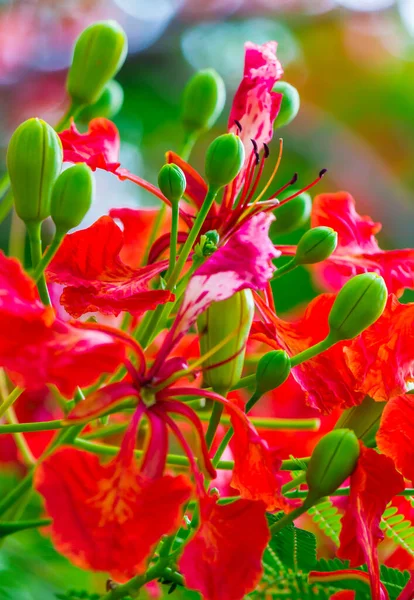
[381,501,414,557]
[267,513,317,572]
[308,499,342,546]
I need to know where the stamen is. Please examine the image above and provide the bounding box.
[263,143,270,158]
[234,146,258,210]
[253,138,284,203]
[242,149,268,207]
[234,119,243,134]
[278,168,327,205]
[269,172,298,199]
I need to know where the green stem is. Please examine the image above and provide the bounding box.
[273,258,297,280]
[285,487,414,499]
[54,101,84,132]
[180,131,198,162]
[290,335,335,368]
[0,470,34,518]
[205,402,224,450]
[232,374,256,390]
[0,387,23,419]
[33,234,64,282]
[166,200,179,279]
[281,472,306,494]
[269,501,311,535]
[5,407,36,466]
[198,414,320,431]
[0,419,64,434]
[0,190,13,225]
[27,222,50,305]
[101,565,183,600]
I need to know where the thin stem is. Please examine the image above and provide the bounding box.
[180,131,198,162]
[269,502,311,535]
[205,402,224,450]
[27,222,50,305]
[0,190,13,225]
[290,335,335,368]
[198,414,320,431]
[281,472,306,494]
[101,565,183,600]
[272,258,297,280]
[54,101,84,132]
[33,234,63,282]
[0,419,65,434]
[5,407,36,466]
[0,470,34,518]
[166,200,179,279]
[0,387,23,419]
[231,374,256,390]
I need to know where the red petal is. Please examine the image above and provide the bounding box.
[377,394,414,484]
[338,446,404,600]
[47,216,173,317]
[0,252,125,396]
[330,593,355,600]
[311,192,414,296]
[252,293,362,414]
[66,382,137,423]
[179,494,269,600]
[35,447,192,581]
[166,151,208,209]
[345,295,414,401]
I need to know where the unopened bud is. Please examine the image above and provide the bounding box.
[295,227,337,265]
[7,118,62,224]
[255,350,291,396]
[328,273,387,342]
[205,133,245,191]
[305,429,360,506]
[334,396,384,448]
[271,191,312,234]
[197,290,254,395]
[78,80,124,122]
[51,164,94,236]
[67,21,128,107]
[158,164,186,204]
[182,69,226,135]
[273,82,300,129]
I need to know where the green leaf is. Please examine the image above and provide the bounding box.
[266,513,317,572]
[308,498,342,546]
[380,502,414,558]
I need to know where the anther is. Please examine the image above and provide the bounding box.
[250,138,258,152]
[319,168,327,177]
[263,143,270,158]
[234,119,242,134]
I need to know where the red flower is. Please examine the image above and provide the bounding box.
[344,295,414,401]
[338,446,404,600]
[251,293,361,413]
[309,192,414,296]
[47,216,173,317]
[35,410,192,582]
[179,493,269,600]
[0,252,125,397]
[376,394,414,484]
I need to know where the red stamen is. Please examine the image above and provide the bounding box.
[277,169,327,205]
[269,172,298,199]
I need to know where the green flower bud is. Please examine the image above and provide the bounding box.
[158,164,186,204]
[182,69,226,134]
[334,396,384,448]
[255,350,291,396]
[197,290,254,395]
[328,273,387,342]
[205,133,245,191]
[51,164,95,236]
[67,21,128,107]
[7,118,63,224]
[295,227,337,265]
[78,80,124,122]
[273,81,300,129]
[305,429,360,506]
[271,191,312,235]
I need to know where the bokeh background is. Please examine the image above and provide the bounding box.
[1,0,414,598]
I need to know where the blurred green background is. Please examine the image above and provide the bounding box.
[1,0,414,598]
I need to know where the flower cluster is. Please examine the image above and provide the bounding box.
[0,20,413,600]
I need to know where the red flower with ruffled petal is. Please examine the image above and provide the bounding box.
[344,295,414,401]
[35,410,192,582]
[296,192,414,296]
[0,252,125,397]
[338,445,404,600]
[47,216,173,317]
[251,293,361,414]
[179,493,269,600]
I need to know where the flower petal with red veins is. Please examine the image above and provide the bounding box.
[0,252,125,396]
[35,446,192,581]
[345,295,414,401]
[338,446,404,600]
[252,293,361,413]
[228,42,283,165]
[179,494,269,600]
[59,118,168,204]
[310,192,414,296]
[376,394,414,484]
[47,216,173,317]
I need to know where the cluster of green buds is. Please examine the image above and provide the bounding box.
[194,231,220,262]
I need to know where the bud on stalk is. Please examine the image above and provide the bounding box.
[78,80,124,122]
[273,81,300,129]
[182,69,226,135]
[334,396,384,448]
[67,20,128,108]
[205,133,245,192]
[7,118,63,225]
[51,164,95,237]
[295,226,337,265]
[255,350,291,397]
[158,164,186,204]
[197,290,254,395]
[305,429,360,506]
[328,272,387,341]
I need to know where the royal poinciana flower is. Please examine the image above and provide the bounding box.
[0,251,125,397]
[337,445,404,600]
[35,212,283,598]
[46,215,173,317]
[279,192,414,296]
